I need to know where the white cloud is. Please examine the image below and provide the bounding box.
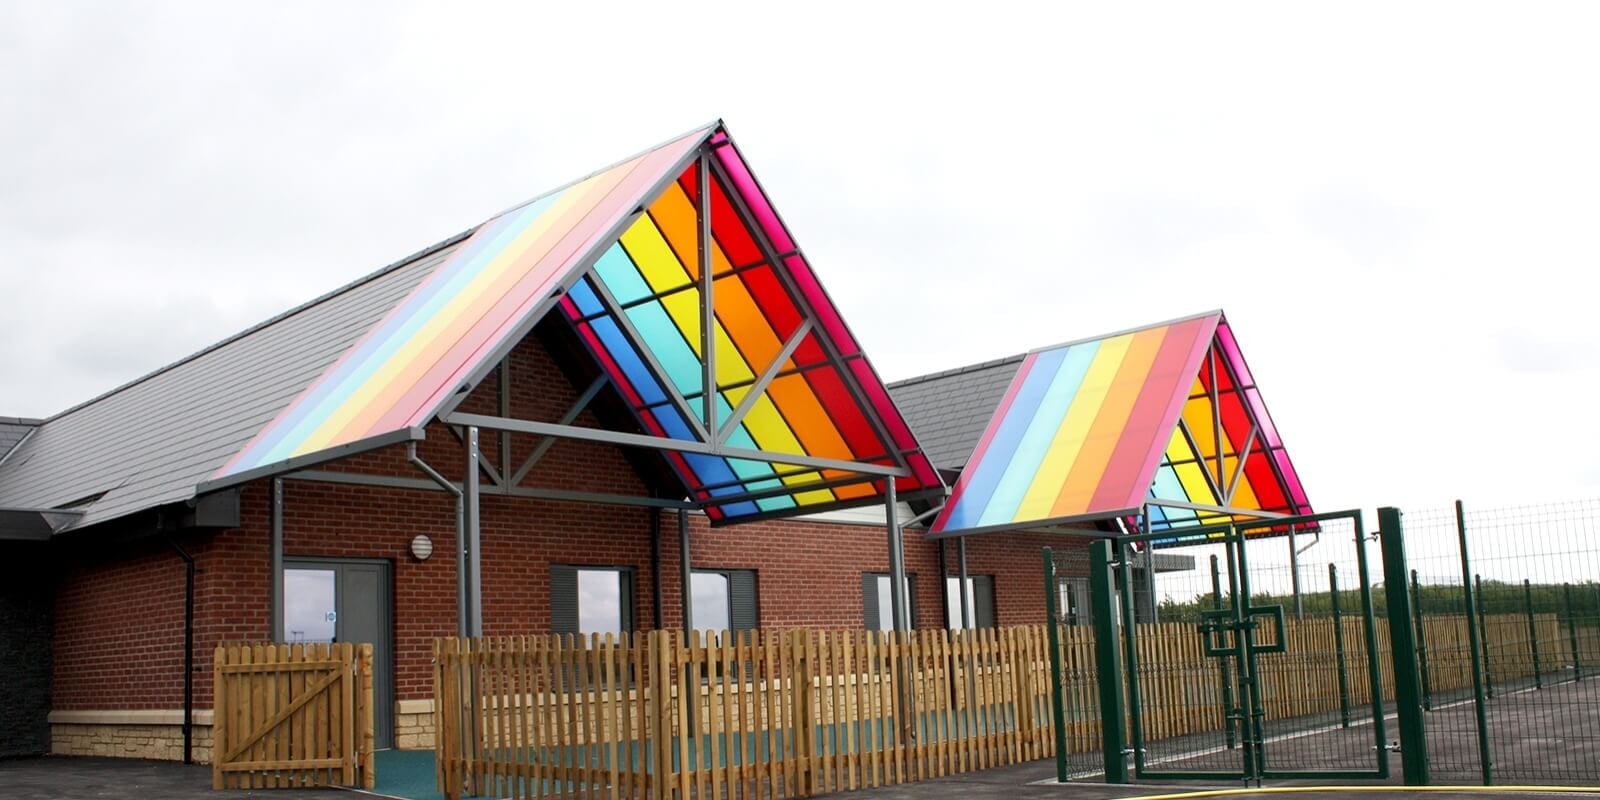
[3,0,1597,513]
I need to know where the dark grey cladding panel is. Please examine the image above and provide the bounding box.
[0,241,462,529]
[888,355,1024,471]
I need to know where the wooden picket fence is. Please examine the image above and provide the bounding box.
[432,613,1571,799]
[212,642,375,790]
[434,626,1062,800]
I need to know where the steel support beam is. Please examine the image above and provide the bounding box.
[464,427,483,636]
[922,507,1136,540]
[958,535,971,629]
[1287,523,1303,619]
[718,319,812,443]
[1222,425,1259,506]
[508,375,607,488]
[903,501,947,528]
[443,412,907,477]
[498,359,512,479]
[269,477,284,641]
[1147,498,1287,519]
[678,509,694,632]
[286,467,693,510]
[886,483,909,632]
[1210,347,1224,490]
[584,265,712,445]
[1177,417,1226,502]
[703,154,912,477]
[698,153,717,439]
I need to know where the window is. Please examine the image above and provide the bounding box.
[691,569,759,636]
[862,573,916,630]
[945,575,996,628]
[1057,576,1124,626]
[551,566,634,635]
[1057,577,1089,625]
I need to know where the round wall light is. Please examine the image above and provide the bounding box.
[410,534,434,562]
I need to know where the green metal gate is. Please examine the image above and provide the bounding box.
[1049,509,1390,783]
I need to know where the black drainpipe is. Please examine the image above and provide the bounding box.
[649,508,663,629]
[164,536,196,765]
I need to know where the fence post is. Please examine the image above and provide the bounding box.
[1330,563,1352,727]
[1454,500,1493,785]
[1565,583,1583,681]
[1524,579,1543,689]
[1475,575,1495,699]
[1411,569,1433,710]
[1088,539,1129,783]
[1377,506,1430,786]
[1212,554,1239,748]
[1043,548,1070,782]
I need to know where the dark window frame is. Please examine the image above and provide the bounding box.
[863,571,918,630]
[945,573,997,629]
[690,567,759,637]
[551,564,636,636]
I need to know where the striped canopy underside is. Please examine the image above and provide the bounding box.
[930,313,1311,540]
[214,126,939,522]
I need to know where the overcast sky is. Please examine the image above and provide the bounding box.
[4,2,1598,516]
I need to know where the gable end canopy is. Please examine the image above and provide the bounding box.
[201,122,943,523]
[929,311,1312,541]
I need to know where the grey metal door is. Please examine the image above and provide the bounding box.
[283,558,393,748]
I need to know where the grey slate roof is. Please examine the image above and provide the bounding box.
[0,418,41,465]
[888,355,1025,471]
[0,237,466,530]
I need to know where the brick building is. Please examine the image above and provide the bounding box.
[0,123,1309,762]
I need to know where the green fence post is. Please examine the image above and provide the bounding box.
[1565,583,1583,682]
[1476,575,1495,699]
[1043,548,1070,782]
[1330,563,1352,727]
[1088,539,1128,783]
[1455,500,1493,785]
[1523,579,1543,690]
[1378,506,1430,786]
[1212,554,1239,749]
[1411,569,1433,710]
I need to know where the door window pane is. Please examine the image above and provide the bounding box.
[284,569,336,644]
[692,571,731,634]
[874,575,912,631]
[946,577,977,629]
[577,569,626,635]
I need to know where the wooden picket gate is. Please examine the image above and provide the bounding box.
[212,642,376,790]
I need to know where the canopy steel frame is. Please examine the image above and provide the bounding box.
[442,412,906,478]
[243,128,947,653]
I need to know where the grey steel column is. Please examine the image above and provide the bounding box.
[886,483,909,631]
[1288,523,1304,619]
[270,477,284,641]
[958,535,972,629]
[455,494,467,639]
[465,426,483,636]
[1145,548,1160,625]
[678,509,694,632]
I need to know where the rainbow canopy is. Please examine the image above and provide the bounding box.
[930,311,1311,537]
[210,122,942,522]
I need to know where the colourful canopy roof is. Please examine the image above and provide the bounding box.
[211,123,942,522]
[930,311,1311,537]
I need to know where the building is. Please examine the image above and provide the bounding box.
[0,122,1310,762]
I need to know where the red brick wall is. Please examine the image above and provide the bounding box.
[51,538,188,710]
[49,332,1094,711]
